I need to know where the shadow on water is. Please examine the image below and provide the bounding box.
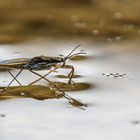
[49,82,92,91]
[70,55,89,61]
[0,85,62,100]
[56,74,81,78]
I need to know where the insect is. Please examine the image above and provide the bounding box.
[0,44,86,91]
[0,44,87,109]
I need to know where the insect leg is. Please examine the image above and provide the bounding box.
[8,71,22,86]
[29,70,53,84]
[29,70,86,110]
[62,65,75,84]
[5,69,23,90]
[29,67,59,85]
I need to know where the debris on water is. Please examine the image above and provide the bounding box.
[102,73,127,78]
[131,120,140,125]
[0,114,6,117]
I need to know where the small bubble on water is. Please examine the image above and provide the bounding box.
[107,38,113,42]
[46,14,54,21]
[71,15,78,22]
[92,29,99,35]
[123,24,135,30]
[99,19,106,26]
[113,12,122,20]
[20,92,25,96]
[137,29,140,35]
[115,36,122,41]
[74,22,87,29]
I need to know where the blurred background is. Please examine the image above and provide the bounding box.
[0,0,140,43]
[0,1,140,140]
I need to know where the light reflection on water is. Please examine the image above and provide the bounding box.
[0,40,140,140]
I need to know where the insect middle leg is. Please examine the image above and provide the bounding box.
[29,70,84,107]
[29,65,75,85]
[29,67,58,85]
[29,70,61,91]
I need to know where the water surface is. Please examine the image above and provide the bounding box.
[0,40,140,140]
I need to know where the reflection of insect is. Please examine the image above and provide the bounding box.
[0,44,85,91]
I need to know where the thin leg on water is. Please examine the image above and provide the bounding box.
[5,69,23,90]
[30,70,53,84]
[62,65,75,84]
[8,71,22,86]
[68,67,74,84]
[30,70,71,95]
[30,70,65,93]
[29,67,58,85]
[29,70,86,109]
[30,65,75,85]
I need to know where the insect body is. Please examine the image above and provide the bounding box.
[23,56,64,71]
[0,57,63,70]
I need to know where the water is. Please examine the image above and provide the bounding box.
[0,39,140,140]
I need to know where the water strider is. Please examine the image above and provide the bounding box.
[0,45,87,109]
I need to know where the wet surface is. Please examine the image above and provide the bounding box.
[0,40,140,140]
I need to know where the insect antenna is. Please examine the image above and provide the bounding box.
[64,44,81,60]
[64,44,86,61]
[65,52,86,60]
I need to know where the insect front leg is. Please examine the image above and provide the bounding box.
[61,65,75,84]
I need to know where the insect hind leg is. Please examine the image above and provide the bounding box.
[8,71,22,86]
[2,69,23,91]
